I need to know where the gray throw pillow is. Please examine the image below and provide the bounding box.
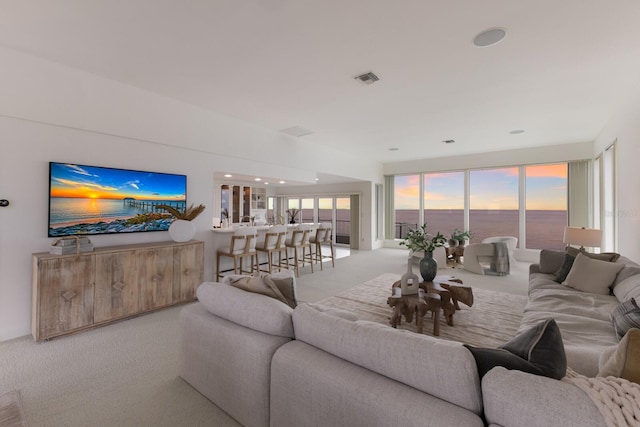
[611,298,640,340]
[539,249,565,274]
[554,253,575,283]
[566,246,621,262]
[464,318,567,380]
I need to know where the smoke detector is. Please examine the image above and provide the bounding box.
[354,72,380,85]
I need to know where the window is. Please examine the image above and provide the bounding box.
[301,198,314,223]
[336,197,351,244]
[423,172,464,238]
[525,164,568,250]
[394,175,420,238]
[469,168,519,244]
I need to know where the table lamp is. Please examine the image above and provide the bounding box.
[563,226,602,252]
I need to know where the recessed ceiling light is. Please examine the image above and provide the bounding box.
[279,180,286,184]
[388,147,399,151]
[265,182,269,185]
[442,139,455,144]
[254,177,262,181]
[473,28,506,47]
[224,174,232,178]
[509,129,525,134]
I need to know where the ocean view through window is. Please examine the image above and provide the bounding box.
[391,162,570,249]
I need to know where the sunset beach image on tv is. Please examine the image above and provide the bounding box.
[48,162,187,237]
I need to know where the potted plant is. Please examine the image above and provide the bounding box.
[156,203,206,242]
[450,228,472,246]
[286,208,300,224]
[399,224,446,282]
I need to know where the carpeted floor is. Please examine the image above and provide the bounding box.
[316,272,528,347]
[0,248,530,426]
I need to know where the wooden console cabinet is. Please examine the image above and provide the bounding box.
[32,240,204,341]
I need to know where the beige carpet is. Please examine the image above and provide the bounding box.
[315,273,528,348]
[0,391,26,427]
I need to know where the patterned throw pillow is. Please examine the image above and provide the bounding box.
[611,298,640,340]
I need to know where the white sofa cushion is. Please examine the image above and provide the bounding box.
[613,273,640,302]
[292,303,483,414]
[197,282,294,338]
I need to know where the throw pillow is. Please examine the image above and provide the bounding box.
[566,246,621,262]
[228,275,290,307]
[598,328,640,384]
[262,270,298,308]
[554,253,576,283]
[464,318,567,380]
[611,298,640,340]
[562,253,625,295]
[539,249,566,274]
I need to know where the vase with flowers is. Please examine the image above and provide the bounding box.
[399,224,446,282]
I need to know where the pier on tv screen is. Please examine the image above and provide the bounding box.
[48,162,187,237]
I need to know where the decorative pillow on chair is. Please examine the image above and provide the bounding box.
[611,298,640,340]
[464,318,567,380]
[598,328,640,384]
[562,253,624,295]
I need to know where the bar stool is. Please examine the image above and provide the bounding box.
[216,227,258,280]
[256,225,288,273]
[284,224,314,277]
[312,223,335,270]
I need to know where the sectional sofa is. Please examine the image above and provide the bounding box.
[179,252,640,427]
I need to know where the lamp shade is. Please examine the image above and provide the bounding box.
[563,227,602,248]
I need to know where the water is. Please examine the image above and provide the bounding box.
[49,197,185,225]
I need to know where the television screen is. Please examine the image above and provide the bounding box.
[48,162,187,237]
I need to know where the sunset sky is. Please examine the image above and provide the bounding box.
[394,164,567,210]
[49,163,186,201]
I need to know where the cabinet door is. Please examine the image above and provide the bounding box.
[36,256,94,339]
[172,242,204,302]
[94,251,140,323]
[139,247,174,311]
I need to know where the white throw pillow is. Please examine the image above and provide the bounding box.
[562,252,624,295]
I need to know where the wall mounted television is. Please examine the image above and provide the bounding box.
[48,162,187,237]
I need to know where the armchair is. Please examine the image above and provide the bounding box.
[462,236,517,275]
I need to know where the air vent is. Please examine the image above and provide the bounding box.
[354,72,380,85]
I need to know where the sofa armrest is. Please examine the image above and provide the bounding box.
[529,263,541,275]
[482,367,604,427]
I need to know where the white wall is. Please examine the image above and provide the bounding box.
[594,94,640,262]
[0,47,382,341]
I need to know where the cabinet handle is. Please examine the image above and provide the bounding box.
[112,281,125,292]
[61,291,76,302]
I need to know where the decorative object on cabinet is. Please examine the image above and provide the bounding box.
[32,240,204,341]
[156,203,205,243]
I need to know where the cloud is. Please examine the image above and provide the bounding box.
[54,177,117,192]
[64,164,98,177]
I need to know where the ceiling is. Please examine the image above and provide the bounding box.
[2,0,640,163]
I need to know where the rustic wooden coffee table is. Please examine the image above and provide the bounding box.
[387,278,473,336]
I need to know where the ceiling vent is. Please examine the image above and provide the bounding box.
[280,126,314,137]
[354,72,380,85]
